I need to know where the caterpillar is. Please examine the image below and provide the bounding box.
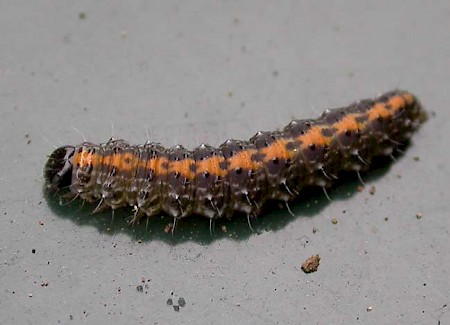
[44,90,426,228]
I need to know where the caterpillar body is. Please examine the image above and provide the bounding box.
[44,90,426,225]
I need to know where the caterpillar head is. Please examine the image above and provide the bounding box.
[44,146,75,192]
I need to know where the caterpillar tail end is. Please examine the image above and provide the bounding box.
[44,146,75,192]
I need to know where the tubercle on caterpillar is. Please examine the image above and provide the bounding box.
[44,90,426,228]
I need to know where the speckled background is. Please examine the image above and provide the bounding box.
[1,1,449,324]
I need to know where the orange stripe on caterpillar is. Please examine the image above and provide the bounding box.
[44,90,426,223]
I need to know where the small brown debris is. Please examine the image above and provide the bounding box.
[164,223,173,233]
[416,212,422,219]
[301,255,320,274]
[331,218,338,225]
[369,186,376,195]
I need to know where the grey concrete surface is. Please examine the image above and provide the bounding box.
[1,1,449,324]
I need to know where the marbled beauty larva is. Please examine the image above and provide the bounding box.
[44,90,426,224]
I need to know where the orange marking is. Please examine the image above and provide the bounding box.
[333,114,365,134]
[72,92,417,181]
[146,158,158,174]
[298,126,332,149]
[121,152,139,174]
[403,92,415,105]
[73,151,82,166]
[109,152,139,173]
[169,159,195,179]
[154,157,169,176]
[388,95,406,111]
[228,149,258,171]
[129,153,140,172]
[100,154,110,173]
[260,139,294,162]
[112,153,123,171]
[367,103,392,121]
[74,150,101,168]
[121,152,135,165]
[196,156,227,177]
